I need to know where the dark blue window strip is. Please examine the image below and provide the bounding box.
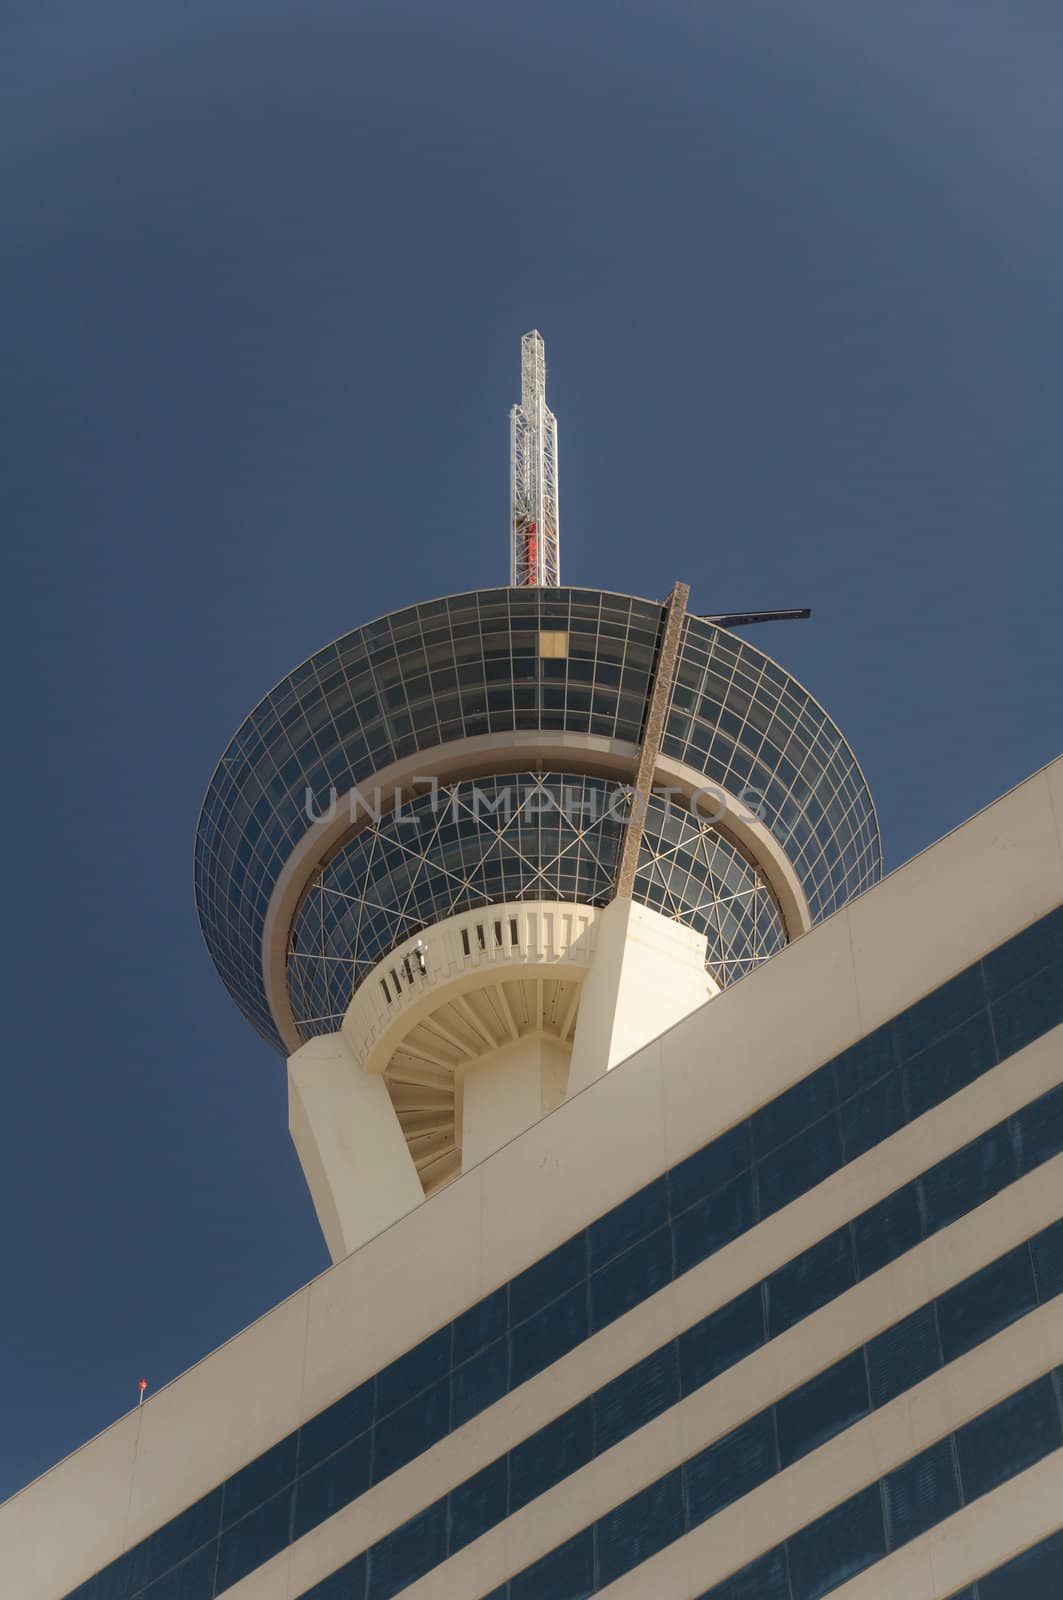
[293,1212,1063,1600]
[561,1370,1063,1600]
[949,1522,1063,1598]
[696,1393,1063,1600]
[66,906,1063,1600]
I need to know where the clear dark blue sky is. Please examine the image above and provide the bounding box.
[3,0,1061,1502]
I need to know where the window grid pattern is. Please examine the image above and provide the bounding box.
[287,774,786,1039]
[64,907,1063,1600]
[193,589,880,1051]
[493,1356,1063,1600]
[942,1524,1063,1600]
[663,620,880,925]
[240,1215,1063,1600]
[687,1372,1063,1600]
[66,1100,1063,1600]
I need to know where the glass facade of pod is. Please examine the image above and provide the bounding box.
[194,588,881,1051]
[287,774,787,1038]
[665,618,880,924]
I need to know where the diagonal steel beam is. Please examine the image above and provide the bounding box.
[614,580,690,901]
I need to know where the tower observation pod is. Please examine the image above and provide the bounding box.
[194,334,881,1262]
[510,330,559,587]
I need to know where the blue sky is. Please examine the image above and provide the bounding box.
[3,0,1062,1501]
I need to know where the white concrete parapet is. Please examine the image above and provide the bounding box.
[341,901,602,1075]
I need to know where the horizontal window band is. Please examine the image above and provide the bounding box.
[129,1121,1063,1600]
[941,1520,1063,1600]
[280,1139,1063,1600]
[788,1464,1063,1600]
[691,1380,1063,1600]
[66,906,1063,1600]
[485,1367,1063,1600]
[293,1210,1063,1600]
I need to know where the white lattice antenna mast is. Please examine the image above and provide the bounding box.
[510,330,560,587]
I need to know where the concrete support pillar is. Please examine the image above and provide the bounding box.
[288,1032,424,1264]
[461,1036,570,1170]
[567,898,718,1096]
[287,901,716,1258]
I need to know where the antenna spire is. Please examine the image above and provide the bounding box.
[510,330,560,587]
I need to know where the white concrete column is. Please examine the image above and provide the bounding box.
[288,1032,424,1264]
[567,898,718,1095]
[461,1036,570,1170]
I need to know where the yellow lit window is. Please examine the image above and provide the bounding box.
[538,630,569,659]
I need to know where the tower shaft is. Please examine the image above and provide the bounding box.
[510,330,560,587]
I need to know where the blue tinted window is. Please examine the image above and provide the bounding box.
[751,1067,835,1159]
[595,1467,685,1588]
[215,1488,292,1593]
[68,1557,138,1600]
[832,1024,895,1101]
[372,1379,449,1483]
[672,1170,756,1276]
[293,1432,372,1540]
[299,1554,367,1600]
[223,1433,297,1528]
[757,1114,842,1218]
[375,1325,450,1418]
[509,1529,594,1600]
[866,1304,940,1409]
[766,1227,854,1338]
[449,1459,508,1555]
[669,1122,752,1215]
[590,1224,672,1333]
[776,1350,869,1467]
[992,962,1063,1059]
[980,1525,1063,1600]
[510,1234,586,1325]
[852,1185,922,1279]
[452,1288,506,1367]
[981,907,1063,998]
[140,1542,216,1600]
[510,1401,592,1513]
[451,1335,507,1428]
[300,1384,373,1472]
[685,1410,777,1526]
[142,1491,221,1588]
[594,1344,680,1454]
[697,1545,789,1600]
[920,1124,1015,1236]
[891,966,986,1063]
[787,1483,885,1600]
[840,1071,903,1162]
[1032,1217,1063,1301]
[678,1285,764,1397]
[587,1177,668,1270]
[509,1281,588,1388]
[955,1375,1062,1502]
[902,1011,995,1119]
[1013,1082,1063,1173]
[882,1439,959,1550]
[937,1244,1037,1364]
[366,1500,448,1600]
